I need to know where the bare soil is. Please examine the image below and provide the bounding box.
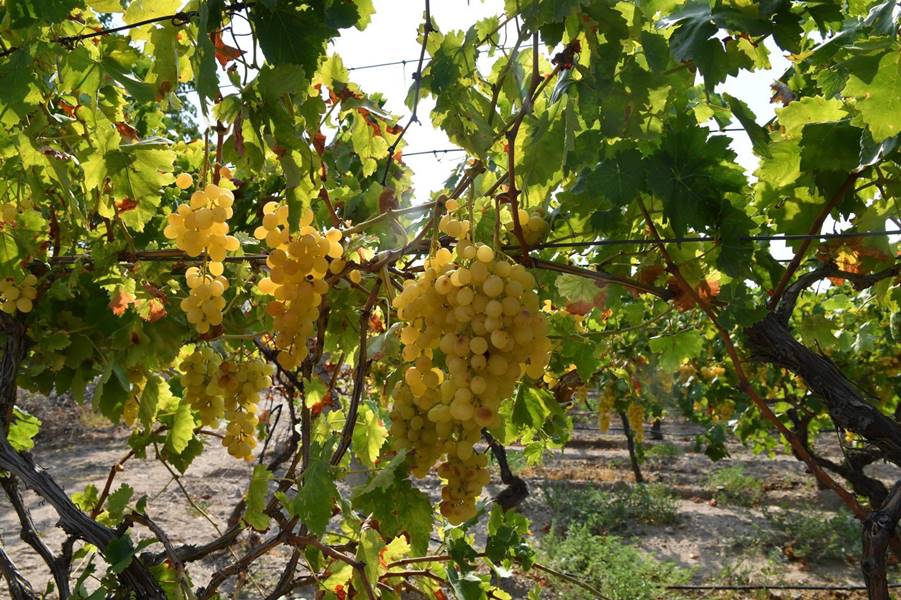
[2,396,897,599]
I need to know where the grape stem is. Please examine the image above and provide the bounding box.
[330,280,382,465]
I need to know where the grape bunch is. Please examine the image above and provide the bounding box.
[1,202,16,223]
[122,368,147,427]
[178,346,274,460]
[596,383,615,433]
[626,402,644,443]
[179,346,225,427]
[255,203,343,370]
[165,180,240,334]
[164,182,240,274]
[180,266,229,334]
[0,274,38,314]
[389,208,551,523]
[217,357,273,460]
[504,207,549,246]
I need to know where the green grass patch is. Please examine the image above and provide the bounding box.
[543,482,679,534]
[540,525,691,599]
[707,465,765,507]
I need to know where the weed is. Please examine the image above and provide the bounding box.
[765,507,859,562]
[707,465,765,506]
[540,525,691,600]
[543,482,679,534]
[644,442,684,460]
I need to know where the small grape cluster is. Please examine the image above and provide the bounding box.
[180,266,229,334]
[390,202,551,523]
[165,178,240,334]
[255,203,343,370]
[0,274,38,314]
[122,368,147,427]
[626,402,644,443]
[217,357,273,459]
[179,346,225,426]
[504,207,549,245]
[178,347,273,460]
[596,383,615,433]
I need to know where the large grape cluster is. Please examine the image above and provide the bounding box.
[165,180,240,334]
[255,203,343,370]
[389,208,551,524]
[0,274,38,314]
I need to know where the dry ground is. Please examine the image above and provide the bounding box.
[3,393,898,599]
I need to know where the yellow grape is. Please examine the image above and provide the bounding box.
[0,274,38,314]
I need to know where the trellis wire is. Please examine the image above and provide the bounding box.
[518,229,901,250]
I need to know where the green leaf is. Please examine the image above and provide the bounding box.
[252,2,355,71]
[123,0,181,24]
[352,454,433,555]
[776,97,847,136]
[648,330,704,372]
[7,0,82,28]
[139,374,170,429]
[797,312,836,350]
[555,274,601,304]
[166,399,195,455]
[559,149,644,216]
[283,444,338,536]
[105,484,134,524]
[756,139,801,188]
[244,465,272,531]
[7,408,41,452]
[351,404,387,468]
[353,527,384,597]
[723,93,770,155]
[843,51,901,142]
[105,535,135,574]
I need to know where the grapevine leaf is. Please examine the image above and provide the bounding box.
[776,97,847,136]
[244,465,272,531]
[105,484,134,525]
[140,374,171,429]
[353,527,384,597]
[284,444,338,536]
[7,408,41,452]
[351,404,387,468]
[167,399,195,455]
[843,51,901,142]
[123,0,181,25]
[723,93,770,155]
[648,330,704,372]
[352,454,432,554]
[105,535,135,574]
[6,0,82,28]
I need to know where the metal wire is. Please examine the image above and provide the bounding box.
[518,229,901,250]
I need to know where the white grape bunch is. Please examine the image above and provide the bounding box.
[165,180,240,334]
[390,199,551,523]
[255,202,343,370]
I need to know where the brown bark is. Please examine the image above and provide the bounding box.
[862,482,901,599]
